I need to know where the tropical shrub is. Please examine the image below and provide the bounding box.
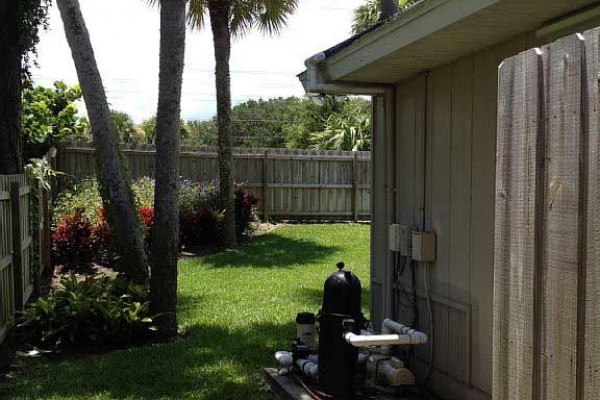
[52,205,155,269]
[310,102,372,151]
[51,208,96,270]
[178,182,256,248]
[17,275,154,350]
[178,180,201,216]
[53,179,103,225]
[235,186,258,238]
[178,182,222,247]
[139,206,154,236]
[52,178,257,260]
[91,208,114,266]
[131,177,155,208]
[22,81,89,161]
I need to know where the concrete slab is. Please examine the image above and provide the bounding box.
[264,368,429,400]
[264,368,315,400]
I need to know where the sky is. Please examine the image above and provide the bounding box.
[32,0,364,123]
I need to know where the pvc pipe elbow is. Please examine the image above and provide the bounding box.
[296,359,318,379]
[275,351,294,367]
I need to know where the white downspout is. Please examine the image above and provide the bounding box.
[303,53,388,95]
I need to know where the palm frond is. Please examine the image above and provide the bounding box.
[229,0,255,36]
[228,0,299,37]
[146,0,161,8]
[187,0,208,30]
[254,0,298,36]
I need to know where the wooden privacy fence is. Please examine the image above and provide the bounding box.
[56,144,372,220]
[0,176,34,345]
[494,28,600,400]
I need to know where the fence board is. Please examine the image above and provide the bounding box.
[494,28,600,400]
[582,28,600,400]
[0,174,34,344]
[541,33,584,400]
[56,145,372,220]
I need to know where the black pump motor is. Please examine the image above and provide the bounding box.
[318,262,364,399]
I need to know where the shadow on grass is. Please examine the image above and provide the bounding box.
[177,292,207,313]
[7,321,296,400]
[199,232,340,269]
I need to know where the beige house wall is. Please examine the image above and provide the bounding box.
[369,31,562,399]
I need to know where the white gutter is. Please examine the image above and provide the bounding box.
[301,52,388,96]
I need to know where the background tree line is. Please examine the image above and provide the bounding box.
[22,82,373,152]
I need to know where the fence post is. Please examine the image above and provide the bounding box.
[263,150,269,221]
[32,181,45,297]
[352,152,359,222]
[42,188,51,274]
[10,182,23,311]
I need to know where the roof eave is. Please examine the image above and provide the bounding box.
[309,0,600,85]
[322,0,500,83]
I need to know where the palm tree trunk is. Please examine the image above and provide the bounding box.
[0,0,23,174]
[149,0,186,338]
[57,0,148,283]
[379,0,398,21]
[209,0,238,248]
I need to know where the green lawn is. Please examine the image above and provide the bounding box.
[2,224,370,400]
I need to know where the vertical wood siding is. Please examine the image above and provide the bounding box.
[385,34,534,400]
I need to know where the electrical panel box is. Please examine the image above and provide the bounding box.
[411,231,436,262]
[389,224,401,252]
[399,225,417,257]
[389,224,418,254]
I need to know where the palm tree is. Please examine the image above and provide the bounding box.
[379,0,399,21]
[149,0,187,337]
[187,0,299,248]
[0,0,23,174]
[56,0,149,283]
[352,0,416,34]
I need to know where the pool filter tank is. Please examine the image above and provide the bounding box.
[318,262,365,399]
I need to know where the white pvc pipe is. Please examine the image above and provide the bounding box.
[345,332,417,347]
[382,319,428,344]
[275,351,294,368]
[296,358,318,379]
[345,320,428,348]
